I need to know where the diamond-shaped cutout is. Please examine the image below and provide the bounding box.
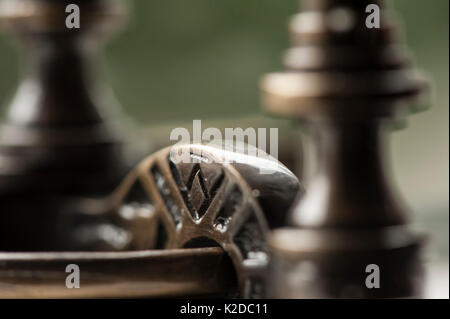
[168,155,226,222]
[151,165,182,227]
[199,163,224,195]
[179,162,197,187]
[190,172,207,213]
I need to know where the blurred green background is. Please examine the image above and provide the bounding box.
[0,0,448,297]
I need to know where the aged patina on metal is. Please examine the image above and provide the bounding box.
[60,144,300,297]
[0,144,300,298]
[0,248,237,298]
[262,0,428,298]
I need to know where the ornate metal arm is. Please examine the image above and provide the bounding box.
[0,144,301,298]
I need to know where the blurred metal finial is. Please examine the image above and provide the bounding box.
[0,0,132,250]
[262,0,428,298]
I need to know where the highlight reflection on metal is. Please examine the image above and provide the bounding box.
[0,248,236,298]
[0,144,300,298]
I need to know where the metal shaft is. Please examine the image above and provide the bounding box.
[0,248,237,298]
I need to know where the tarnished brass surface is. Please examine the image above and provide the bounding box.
[0,248,236,298]
[61,144,300,297]
[0,143,300,298]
